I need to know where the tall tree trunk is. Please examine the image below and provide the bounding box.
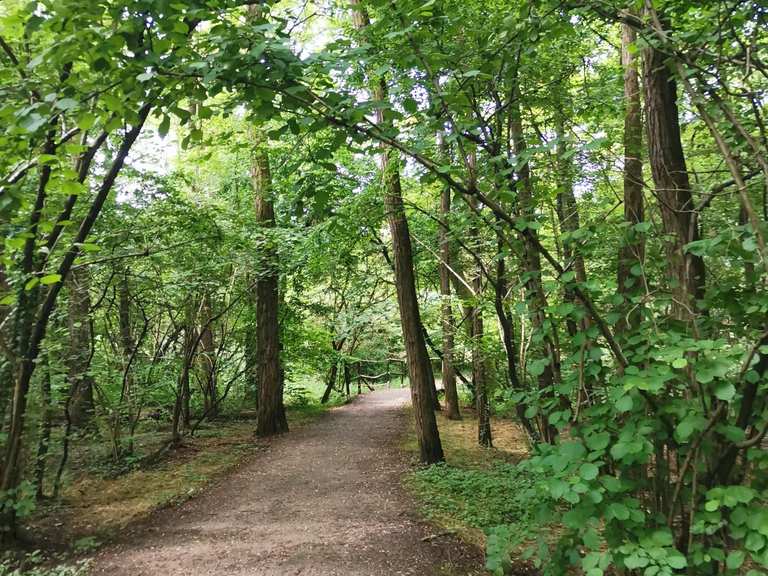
[350,0,443,464]
[643,12,705,320]
[252,144,288,437]
[438,158,461,420]
[617,21,646,332]
[510,85,561,444]
[468,201,492,448]
[66,267,95,427]
[493,230,538,441]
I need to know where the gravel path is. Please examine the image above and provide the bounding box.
[92,388,484,575]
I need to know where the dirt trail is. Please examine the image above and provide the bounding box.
[92,388,484,575]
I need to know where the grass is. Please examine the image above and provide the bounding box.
[403,403,545,573]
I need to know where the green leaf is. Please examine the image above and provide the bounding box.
[666,552,687,569]
[714,382,736,401]
[40,274,62,285]
[726,551,745,570]
[615,395,633,412]
[579,462,599,481]
[672,357,687,369]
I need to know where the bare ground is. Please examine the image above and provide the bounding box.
[91,389,485,575]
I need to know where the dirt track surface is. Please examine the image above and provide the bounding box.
[91,388,485,575]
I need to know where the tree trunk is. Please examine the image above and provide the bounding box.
[554,112,588,337]
[617,21,646,332]
[643,16,705,320]
[199,294,217,419]
[439,172,461,420]
[66,267,95,427]
[0,268,11,433]
[34,359,53,500]
[493,231,539,442]
[510,87,561,444]
[349,0,443,464]
[252,145,288,437]
[321,338,345,404]
[471,243,492,448]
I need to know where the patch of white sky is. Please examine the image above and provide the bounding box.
[120,0,339,201]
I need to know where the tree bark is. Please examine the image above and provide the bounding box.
[439,175,461,420]
[617,21,646,332]
[554,112,588,337]
[469,223,492,448]
[510,86,561,443]
[34,359,52,500]
[66,267,95,427]
[252,145,288,437]
[350,0,443,464]
[321,338,345,404]
[199,294,218,419]
[643,15,705,320]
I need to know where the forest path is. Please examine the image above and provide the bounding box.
[91,388,484,575]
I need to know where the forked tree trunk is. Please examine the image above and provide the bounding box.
[617,21,646,332]
[252,145,288,437]
[643,16,705,320]
[350,0,443,464]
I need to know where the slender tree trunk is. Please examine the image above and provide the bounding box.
[643,12,705,320]
[321,338,345,404]
[252,144,288,437]
[66,267,95,427]
[350,0,443,464]
[493,230,539,441]
[439,175,461,420]
[34,359,53,500]
[554,112,588,337]
[617,21,646,332]
[510,86,561,443]
[470,232,492,448]
[0,268,11,433]
[344,361,351,397]
[199,294,217,419]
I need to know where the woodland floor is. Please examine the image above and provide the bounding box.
[89,388,486,576]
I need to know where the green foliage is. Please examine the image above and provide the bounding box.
[411,462,547,574]
[0,552,90,576]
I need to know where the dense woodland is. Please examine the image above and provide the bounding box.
[1,0,767,574]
